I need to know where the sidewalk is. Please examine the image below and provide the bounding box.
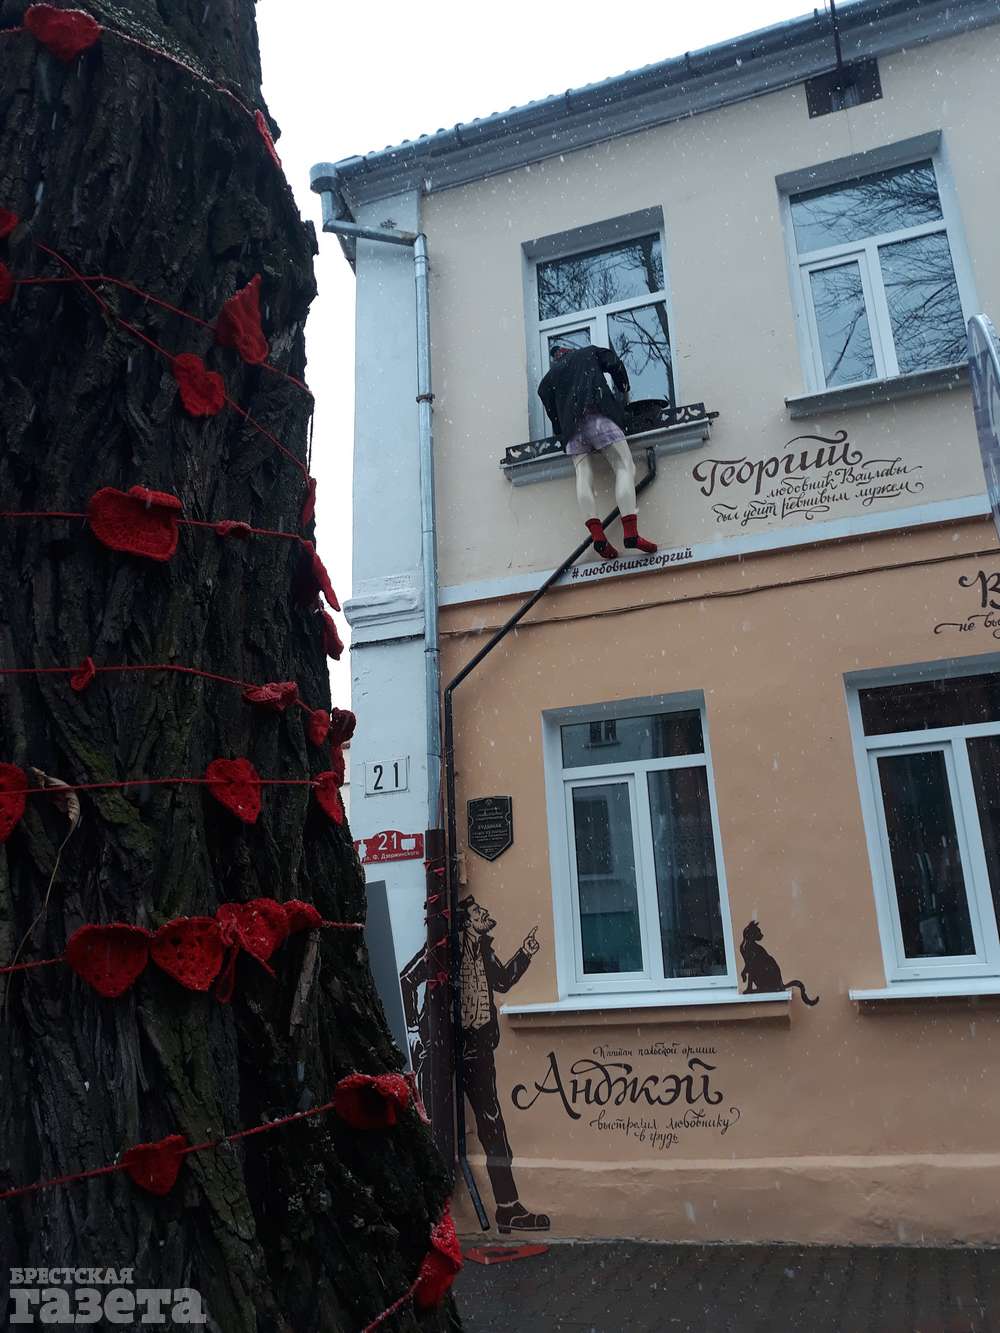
[454,1242,1000,1332]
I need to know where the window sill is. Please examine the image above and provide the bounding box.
[502,989,790,1028]
[785,362,969,420]
[501,407,715,487]
[850,978,1000,1005]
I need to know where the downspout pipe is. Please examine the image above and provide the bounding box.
[444,449,658,1230]
[310,173,454,1156]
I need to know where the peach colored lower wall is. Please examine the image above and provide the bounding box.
[443,517,1000,1244]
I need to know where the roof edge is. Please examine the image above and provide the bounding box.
[311,0,1000,229]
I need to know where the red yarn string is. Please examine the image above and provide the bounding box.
[0,509,311,548]
[16,775,316,798]
[0,921,362,980]
[0,1095,344,1202]
[33,243,310,483]
[13,272,311,395]
[361,1280,422,1333]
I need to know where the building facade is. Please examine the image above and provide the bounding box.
[316,0,1000,1244]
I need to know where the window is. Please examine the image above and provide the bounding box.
[786,158,969,391]
[545,698,735,996]
[853,669,1000,982]
[534,232,675,408]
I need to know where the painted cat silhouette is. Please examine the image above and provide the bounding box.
[740,921,818,1006]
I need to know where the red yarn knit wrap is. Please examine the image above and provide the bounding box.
[254,110,282,167]
[205,757,262,824]
[24,5,102,62]
[172,353,225,417]
[414,1207,463,1310]
[87,486,182,562]
[0,210,18,240]
[332,1074,411,1130]
[216,275,269,365]
[0,764,28,842]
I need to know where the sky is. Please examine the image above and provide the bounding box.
[254,0,833,703]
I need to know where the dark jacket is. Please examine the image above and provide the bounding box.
[462,934,531,1052]
[537,345,630,446]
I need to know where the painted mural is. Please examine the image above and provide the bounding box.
[740,920,819,1005]
[401,895,550,1234]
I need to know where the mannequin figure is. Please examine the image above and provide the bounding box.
[538,343,658,559]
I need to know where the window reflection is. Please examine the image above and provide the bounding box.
[809,262,877,386]
[608,303,674,402]
[879,232,967,373]
[572,784,643,974]
[790,161,943,252]
[877,750,975,959]
[538,235,664,320]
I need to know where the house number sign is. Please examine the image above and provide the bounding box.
[364,757,409,796]
[467,796,514,861]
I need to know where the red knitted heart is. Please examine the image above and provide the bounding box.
[216,899,289,965]
[242,681,299,713]
[122,1134,188,1197]
[0,210,18,240]
[306,708,330,747]
[24,5,102,62]
[70,656,96,692]
[329,746,346,788]
[150,917,225,992]
[215,275,269,365]
[87,486,182,562]
[214,519,252,539]
[65,923,152,998]
[255,110,282,167]
[0,764,27,843]
[172,353,225,417]
[321,608,344,662]
[0,262,13,305]
[205,758,261,824]
[314,771,344,826]
[333,1073,411,1130]
[329,708,357,746]
[283,900,323,933]
[301,477,317,527]
[414,1207,463,1310]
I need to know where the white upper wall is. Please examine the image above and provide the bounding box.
[412,25,999,590]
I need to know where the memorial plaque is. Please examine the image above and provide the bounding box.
[467,796,513,862]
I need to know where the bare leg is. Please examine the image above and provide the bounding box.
[572,452,618,559]
[572,452,598,519]
[604,438,637,515]
[605,438,658,552]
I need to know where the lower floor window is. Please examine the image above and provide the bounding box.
[857,670,1000,979]
[551,701,735,994]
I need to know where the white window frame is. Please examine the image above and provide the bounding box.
[778,133,978,394]
[523,210,678,440]
[542,692,737,999]
[847,657,1000,985]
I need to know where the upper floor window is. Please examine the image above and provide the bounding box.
[852,668,1000,984]
[787,158,969,391]
[535,233,675,408]
[545,698,735,997]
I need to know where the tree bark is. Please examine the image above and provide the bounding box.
[0,3,458,1329]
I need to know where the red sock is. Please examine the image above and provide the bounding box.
[621,514,657,554]
[585,518,618,560]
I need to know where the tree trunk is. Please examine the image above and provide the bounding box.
[0,3,457,1329]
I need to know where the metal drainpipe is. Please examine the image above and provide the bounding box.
[310,187,455,1158]
[444,449,658,1229]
